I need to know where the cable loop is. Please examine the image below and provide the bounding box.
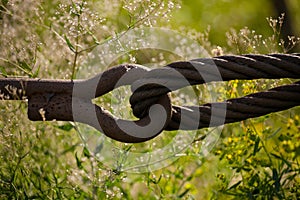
[1,53,300,143]
[130,54,300,131]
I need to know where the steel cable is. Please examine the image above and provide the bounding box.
[1,54,300,142]
[130,54,300,130]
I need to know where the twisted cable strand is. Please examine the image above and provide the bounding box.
[130,54,300,130]
[165,81,300,130]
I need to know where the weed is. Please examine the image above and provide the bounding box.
[0,0,299,199]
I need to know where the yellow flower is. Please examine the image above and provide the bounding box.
[282,140,288,145]
[287,118,294,128]
[226,154,233,160]
[185,183,193,190]
[233,137,239,142]
[246,158,252,164]
[237,150,243,155]
[215,150,222,155]
[194,168,203,176]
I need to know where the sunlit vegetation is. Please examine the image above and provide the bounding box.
[0,0,299,199]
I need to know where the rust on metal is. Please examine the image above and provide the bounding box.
[0,64,172,143]
[0,54,300,143]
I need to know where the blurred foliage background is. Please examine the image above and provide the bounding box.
[0,0,299,199]
[171,0,300,49]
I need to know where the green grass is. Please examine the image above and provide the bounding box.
[0,0,300,199]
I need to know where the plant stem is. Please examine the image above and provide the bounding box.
[71,1,82,80]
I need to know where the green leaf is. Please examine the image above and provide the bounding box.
[86,29,100,45]
[270,153,292,167]
[125,145,133,152]
[253,136,260,156]
[55,123,74,131]
[270,153,281,159]
[64,34,76,52]
[272,168,280,192]
[18,61,32,71]
[0,66,7,77]
[83,147,91,158]
[178,188,190,198]
[32,64,41,78]
[75,152,83,169]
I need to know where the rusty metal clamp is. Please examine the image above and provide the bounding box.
[0,64,172,143]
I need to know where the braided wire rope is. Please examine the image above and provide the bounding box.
[130,53,300,131]
[0,53,300,142]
